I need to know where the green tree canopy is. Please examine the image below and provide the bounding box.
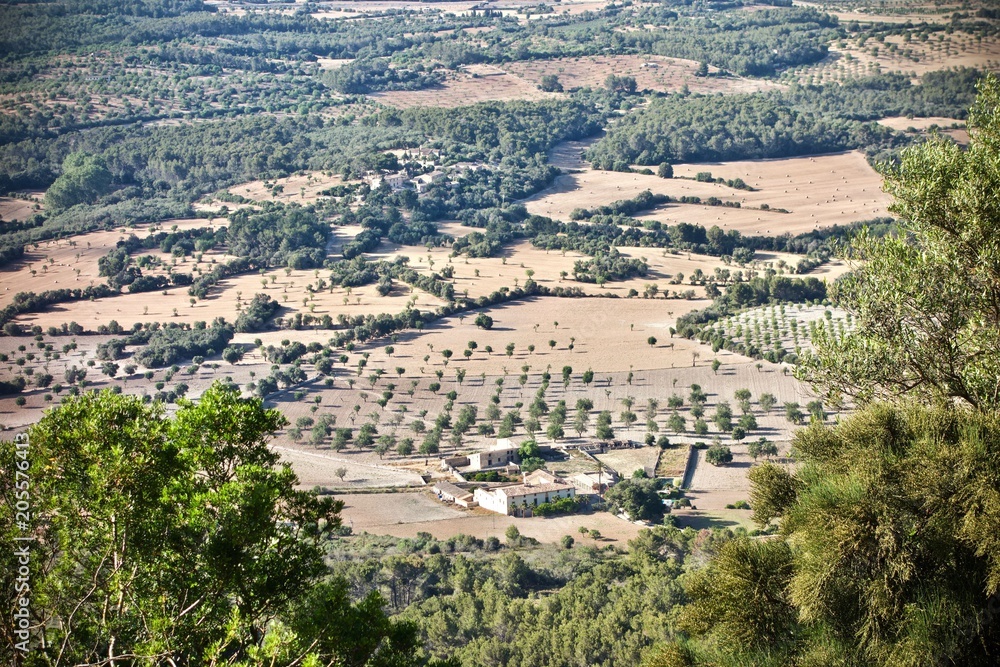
[683,76,1000,667]
[806,74,1000,411]
[0,383,421,665]
[44,152,112,211]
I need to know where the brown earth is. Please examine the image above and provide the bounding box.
[522,151,891,236]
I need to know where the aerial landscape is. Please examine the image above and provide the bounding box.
[1,0,999,665]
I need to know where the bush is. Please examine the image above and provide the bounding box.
[706,444,733,466]
[234,294,279,333]
[534,496,581,517]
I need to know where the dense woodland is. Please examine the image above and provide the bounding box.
[586,68,981,168]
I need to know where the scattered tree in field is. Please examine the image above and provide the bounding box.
[397,438,414,456]
[539,74,563,92]
[784,402,804,425]
[714,402,733,432]
[667,411,686,433]
[596,411,614,440]
[748,437,778,461]
[738,413,758,433]
[706,444,733,466]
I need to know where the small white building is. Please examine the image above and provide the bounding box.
[433,481,477,508]
[414,170,447,193]
[449,162,484,176]
[384,173,408,190]
[365,172,409,191]
[571,471,617,494]
[467,446,519,471]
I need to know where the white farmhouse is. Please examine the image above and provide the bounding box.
[466,446,519,471]
[473,480,576,516]
[384,173,408,190]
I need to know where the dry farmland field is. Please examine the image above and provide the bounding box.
[341,490,647,544]
[524,150,892,236]
[0,145,868,538]
[792,39,1000,84]
[3,0,995,551]
[504,55,784,96]
[369,66,557,108]
[371,54,782,108]
[0,195,43,222]
[877,115,970,144]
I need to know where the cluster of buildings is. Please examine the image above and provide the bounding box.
[365,151,487,195]
[432,440,619,517]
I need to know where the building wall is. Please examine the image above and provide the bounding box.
[468,447,518,471]
[476,484,576,515]
[503,486,575,510]
[473,488,509,515]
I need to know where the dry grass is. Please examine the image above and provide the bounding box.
[224,170,347,205]
[595,447,660,478]
[370,70,555,109]
[656,446,690,479]
[523,150,891,236]
[505,55,784,95]
[0,195,43,222]
[371,53,782,109]
[877,115,969,145]
[342,490,645,544]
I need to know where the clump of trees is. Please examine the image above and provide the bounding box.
[44,152,112,211]
[132,319,233,368]
[235,293,280,333]
[604,477,666,523]
[672,75,1000,666]
[0,382,420,665]
[227,203,328,269]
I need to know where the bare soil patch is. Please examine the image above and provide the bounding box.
[0,196,43,222]
[227,171,348,205]
[344,491,644,544]
[370,69,555,108]
[523,151,890,236]
[505,55,783,96]
[877,116,969,145]
[12,262,447,332]
[273,445,426,489]
[1,217,227,312]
